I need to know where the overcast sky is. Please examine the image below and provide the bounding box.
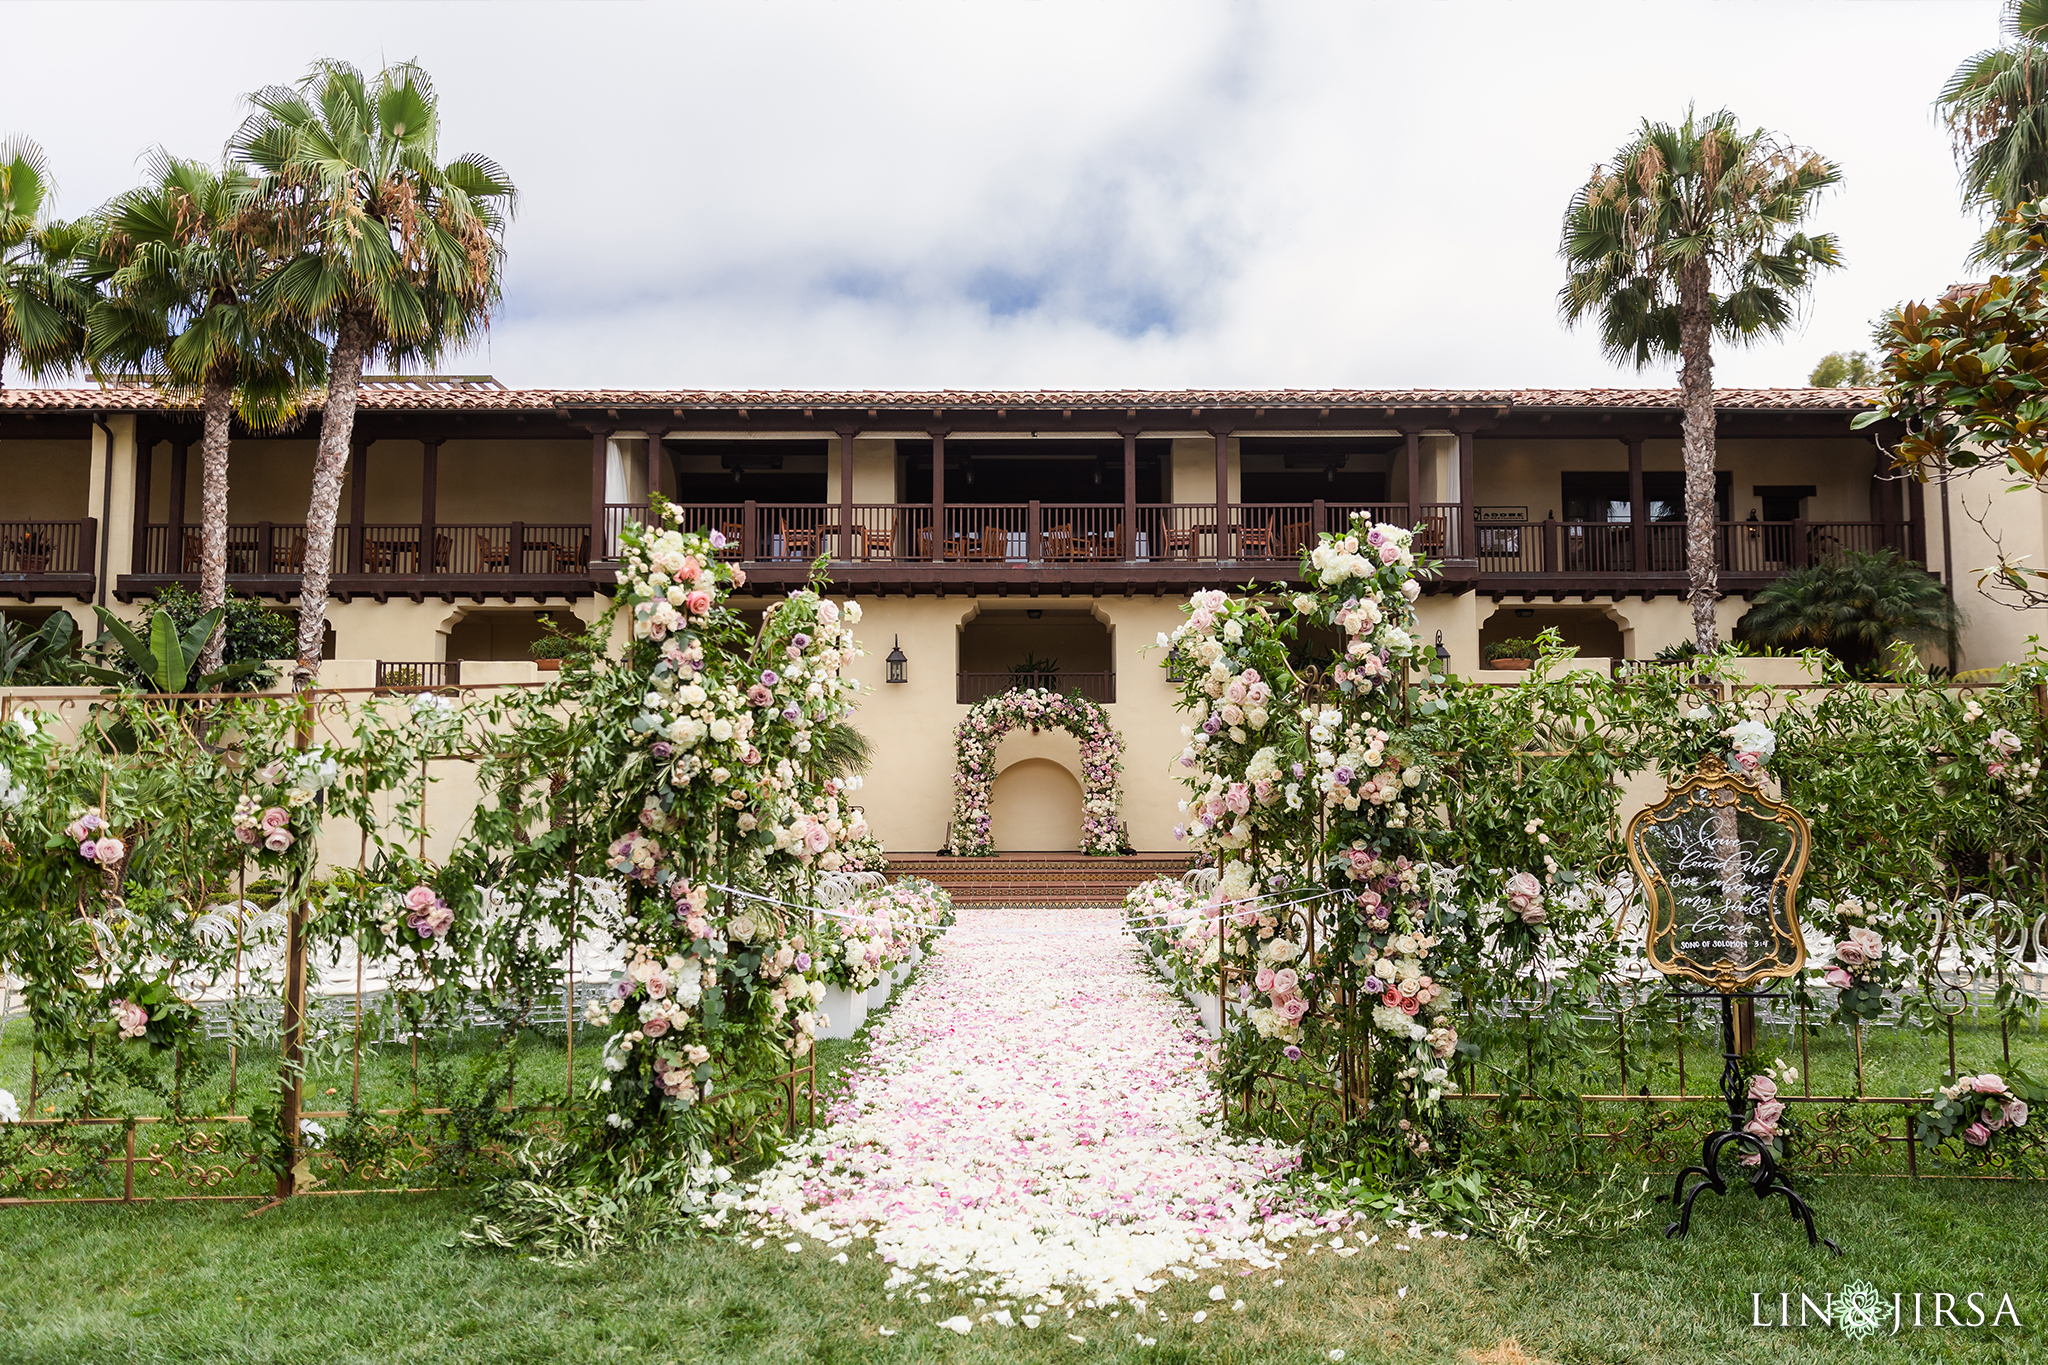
[2,1,2008,391]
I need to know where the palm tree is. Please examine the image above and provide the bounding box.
[1560,108,1843,650]
[230,60,516,675]
[1,137,94,388]
[86,153,326,673]
[1939,0,2048,262]
[1734,549,1962,677]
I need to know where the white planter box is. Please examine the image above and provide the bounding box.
[817,985,869,1040]
[1193,991,1223,1040]
[865,978,893,1011]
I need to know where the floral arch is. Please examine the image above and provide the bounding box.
[947,688,1126,855]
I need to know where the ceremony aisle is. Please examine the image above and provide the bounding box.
[743,903,1312,1313]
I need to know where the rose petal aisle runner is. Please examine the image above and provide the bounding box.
[742,904,1306,1309]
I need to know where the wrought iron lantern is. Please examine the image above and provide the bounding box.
[885,636,908,684]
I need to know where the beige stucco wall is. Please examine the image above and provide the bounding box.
[846,593,1190,854]
[138,437,589,528]
[1,439,92,521]
[823,438,900,504]
[1929,467,2048,671]
[1167,437,1239,506]
[989,756,1085,850]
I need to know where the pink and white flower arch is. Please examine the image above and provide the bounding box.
[946,688,1126,855]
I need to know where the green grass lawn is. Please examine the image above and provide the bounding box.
[5,998,2045,1362]
[2,1175,2043,1364]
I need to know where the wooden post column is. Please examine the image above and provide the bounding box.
[1456,428,1477,561]
[589,428,610,561]
[646,430,664,507]
[1626,438,1647,572]
[348,436,369,574]
[1213,428,1232,563]
[838,428,858,562]
[1121,428,1140,561]
[167,438,190,571]
[1403,429,1421,533]
[418,439,440,574]
[130,430,153,574]
[929,430,948,561]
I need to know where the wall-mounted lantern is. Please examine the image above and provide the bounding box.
[885,635,908,684]
[1433,630,1451,672]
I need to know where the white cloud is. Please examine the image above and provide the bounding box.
[1,0,2001,389]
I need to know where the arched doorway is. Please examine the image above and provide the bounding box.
[989,757,1085,851]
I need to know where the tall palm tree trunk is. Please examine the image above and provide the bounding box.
[196,374,235,676]
[294,312,370,676]
[1676,260,1720,650]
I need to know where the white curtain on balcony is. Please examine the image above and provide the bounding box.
[605,437,645,507]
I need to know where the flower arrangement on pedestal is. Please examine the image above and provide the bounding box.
[945,687,1125,855]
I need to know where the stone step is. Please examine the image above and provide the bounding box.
[887,854,1190,907]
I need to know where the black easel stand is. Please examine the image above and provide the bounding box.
[1662,988,1839,1253]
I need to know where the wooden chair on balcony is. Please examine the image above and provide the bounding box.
[716,522,744,560]
[970,524,1010,562]
[1277,520,1314,558]
[478,534,512,571]
[857,518,896,560]
[1236,515,1277,560]
[181,530,203,574]
[553,531,591,572]
[274,537,307,573]
[1416,512,1448,557]
[1162,526,1196,561]
[777,519,818,560]
[432,533,452,572]
[1043,524,1079,562]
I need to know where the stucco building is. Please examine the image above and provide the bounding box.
[4,381,2043,857]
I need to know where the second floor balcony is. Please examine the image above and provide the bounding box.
[122,520,594,600]
[652,499,1916,594]
[0,519,98,600]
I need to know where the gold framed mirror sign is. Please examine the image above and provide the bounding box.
[1625,757,1811,993]
[1629,758,1833,1252]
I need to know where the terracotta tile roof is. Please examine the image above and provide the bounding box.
[0,384,1882,414]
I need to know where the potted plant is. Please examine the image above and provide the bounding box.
[1008,652,1061,690]
[528,615,589,672]
[1484,637,1545,671]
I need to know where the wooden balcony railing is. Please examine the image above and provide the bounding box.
[602,503,656,559]
[660,500,1445,565]
[375,659,461,690]
[1,519,96,577]
[1475,519,1911,575]
[957,671,1115,704]
[139,523,591,576]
